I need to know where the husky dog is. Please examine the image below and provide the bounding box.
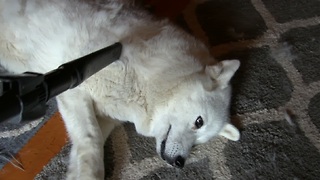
[0,0,240,179]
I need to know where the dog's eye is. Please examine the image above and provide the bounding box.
[195,116,204,129]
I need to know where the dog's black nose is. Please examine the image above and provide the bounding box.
[174,156,185,168]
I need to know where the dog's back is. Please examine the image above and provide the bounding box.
[0,0,129,73]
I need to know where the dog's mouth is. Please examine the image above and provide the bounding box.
[160,125,171,160]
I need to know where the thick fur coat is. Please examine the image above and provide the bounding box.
[0,0,240,179]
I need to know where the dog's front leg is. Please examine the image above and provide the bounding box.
[57,89,105,180]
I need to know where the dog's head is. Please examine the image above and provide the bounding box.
[147,59,240,168]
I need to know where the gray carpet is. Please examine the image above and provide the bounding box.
[4,0,320,179]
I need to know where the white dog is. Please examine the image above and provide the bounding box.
[0,0,240,179]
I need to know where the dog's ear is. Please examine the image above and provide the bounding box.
[218,123,240,141]
[205,60,240,89]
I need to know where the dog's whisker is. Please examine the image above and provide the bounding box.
[0,150,25,171]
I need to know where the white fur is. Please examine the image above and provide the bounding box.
[0,0,240,179]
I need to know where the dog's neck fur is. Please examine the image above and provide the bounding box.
[68,2,214,135]
[83,16,213,135]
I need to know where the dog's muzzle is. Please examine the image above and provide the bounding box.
[160,126,186,168]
